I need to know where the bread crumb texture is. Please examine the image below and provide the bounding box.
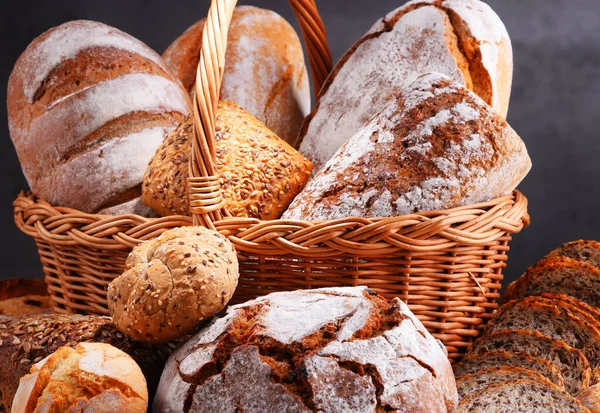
[11,342,147,413]
[108,227,239,343]
[154,286,458,412]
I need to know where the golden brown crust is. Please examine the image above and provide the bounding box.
[108,227,239,343]
[142,101,313,219]
[547,240,600,268]
[578,383,600,413]
[12,343,148,413]
[163,6,310,146]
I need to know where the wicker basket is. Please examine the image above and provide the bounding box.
[13,0,529,361]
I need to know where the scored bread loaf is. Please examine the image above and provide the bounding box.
[7,20,191,215]
[453,350,566,390]
[485,296,600,382]
[0,314,175,412]
[154,287,458,412]
[455,378,591,413]
[456,366,551,400]
[469,329,591,394]
[298,0,512,171]
[504,256,600,307]
[163,5,309,146]
[283,72,530,221]
[143,101,313,219]
[547,240,600,268]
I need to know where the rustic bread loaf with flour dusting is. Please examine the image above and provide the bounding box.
[283,73,530,221]
[7,20,191,215]
[163,6,310,146]
[153,286,458,412]
[298,0,512,171]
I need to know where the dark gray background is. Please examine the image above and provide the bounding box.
[0,0,598,286]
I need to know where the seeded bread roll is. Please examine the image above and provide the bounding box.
[142,101,313,219]
[12,343,148,413]
[453,350,566,390]
[0,314,175,412]
[108,227,239,343]
[504,256,600,307]
[283,73,530,221]
[455,378,591,413]
[485,297,600,382]
[154,287,458,412]
[456,367,550,401]
[7,20,191,215]
[298,0,512,171]
[469,329,591,394]
[163,5,310,146]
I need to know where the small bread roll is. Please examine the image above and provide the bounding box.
[108,227,239,342]
[12,342,148,413]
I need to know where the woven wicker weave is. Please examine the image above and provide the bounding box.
[13,0,529,361]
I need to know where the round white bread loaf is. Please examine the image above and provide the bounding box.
[7,20,191,215]
[298,0,512,171]
[108,227,239,343]
[153,286,458,412]
[12,342,148,413]
[283,73,530,221]
[163,6,310,147]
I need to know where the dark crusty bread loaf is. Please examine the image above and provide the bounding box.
[284,73,530,221]
[485,296,600,382]
[469,329,591,394]
[456,366,551,401]
[456,378,591,413]
[143,101,313,219]
[0,278,52,316]
[163,6,309,146]
[298,0,513,171]
[453,350,566,390]
[547,240,600,268]
[7,20,191,215]
[0,314,175,412]
[504,256,600,307]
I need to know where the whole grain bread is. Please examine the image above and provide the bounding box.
[7,20,191,215]
[485,296,600,382]
[456,366,551,401]
[0,314,175,412]
[154,287,458,412]
[547,240,600,268]
[163,6,309,146]
[0,278,52,316]
[455,378,591,413]
[298,0,512,171]
[504,256,600,307]
[143,101,313,219]
[577,383,600,413]
[283,73,530,221]
[469,329,591,394]
[453,350,566,390]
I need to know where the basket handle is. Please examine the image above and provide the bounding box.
[188,0,332,228]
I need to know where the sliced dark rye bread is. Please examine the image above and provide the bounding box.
[456,377,591,413]
[469,329,590,394]
[453,350,566,390]
[456,366,553,401]
[547,240,600,268]
[485,296,600,383]
[503,256,600,308]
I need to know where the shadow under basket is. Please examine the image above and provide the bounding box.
[14,189,529,362]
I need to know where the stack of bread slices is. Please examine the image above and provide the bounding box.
[454,240,600,412]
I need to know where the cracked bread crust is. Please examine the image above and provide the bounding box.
[298,0,512,172]
[284,73,530,221]
[153,286,458,412]
[108,227,239,343]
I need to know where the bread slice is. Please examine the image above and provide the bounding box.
[453,350,566,389]
[456,378,591,413]
[469,329,590,394]
[547,240,600,268]
[537,292,600,330]
[457,366,551,400]
[503,256,600,307]
[485,296,600,382]
[577,383,600,413]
